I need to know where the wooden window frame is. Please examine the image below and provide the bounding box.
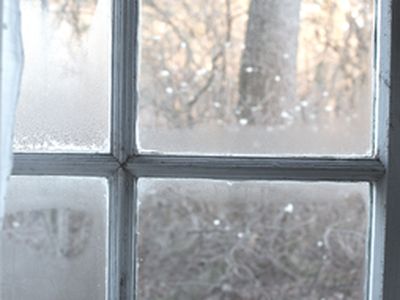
[10,0,399,299]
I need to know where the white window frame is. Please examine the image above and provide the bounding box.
[9,0,398,299]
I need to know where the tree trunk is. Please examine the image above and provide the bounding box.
[238,0,301,125]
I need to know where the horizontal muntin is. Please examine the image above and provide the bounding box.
[128,155,385,181]
[12,153,385,181]
[12,153,120,177]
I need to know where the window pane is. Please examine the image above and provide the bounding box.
[138,0,373,155]
[0,177,108,300]
[137,179,369,299]
[14,0,110,152]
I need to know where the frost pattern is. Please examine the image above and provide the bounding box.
[0,177,107,300]
[13,0,110,153]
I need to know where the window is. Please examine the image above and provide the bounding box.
[2,0,399,299]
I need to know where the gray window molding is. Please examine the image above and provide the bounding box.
[10,0,397,299]
[371,0,400,299]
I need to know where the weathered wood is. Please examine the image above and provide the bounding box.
[373,0,400,299]
[111,0,138,161]
[12,153,119,176]
[128,155,384,181]
[108,169,135,300]
[12,153,385,182]
[109,0,139,299]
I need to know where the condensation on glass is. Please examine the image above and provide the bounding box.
[137,179,369,299]
[138,0,373,155]
[14,0,110,152]
[0,177,108,300]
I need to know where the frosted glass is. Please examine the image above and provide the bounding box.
[138,179,369,299]
[13,0,110,152]
[0,177,108,300]
[138,0,373,155]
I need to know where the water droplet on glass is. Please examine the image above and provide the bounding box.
[196,68,208,76]
[284,203,294,213]
[301,100,309,107]
[213,102,221,108]
[12,221,20,228]
[251,106,260,112]
[280,111,292,119]
[165,87,174,94]
[239,118,248,126]
[222,284,232,292]
[356,17,365,28]
[351,11,358,18]
[159,70,170,77]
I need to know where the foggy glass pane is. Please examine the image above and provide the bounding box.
[14,0,110,152]
[138,179,369,299]
[0,177,108,300]
[138,0,373,155]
